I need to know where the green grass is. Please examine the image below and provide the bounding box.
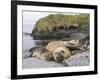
[33,13,89,32]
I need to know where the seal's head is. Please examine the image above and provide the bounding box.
[46,41,71,63]
[52,46,71,63]
[41,49,52,61]
[54,50,65,63]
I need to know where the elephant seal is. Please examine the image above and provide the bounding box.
[27,47,53,61]
[46,41,71,63]
[63,38,89,51]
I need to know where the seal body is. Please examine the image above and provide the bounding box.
[46,41,71,63]
[32,47,52,61]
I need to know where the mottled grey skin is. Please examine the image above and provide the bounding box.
[27,47,53,61]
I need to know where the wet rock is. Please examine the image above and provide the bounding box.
[65,52,90,66]
[22,58,64,69]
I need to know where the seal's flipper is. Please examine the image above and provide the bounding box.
[29,47,41,52]
[62,60,69,66]
[28,47,35,52]
[24,53,32,59]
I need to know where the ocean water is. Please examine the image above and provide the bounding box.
[22,12,51,53]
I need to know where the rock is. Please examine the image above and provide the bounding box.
[65,52,90,66]
[22,51,90,68]
[22,58,64,69]
[70,32,88,40]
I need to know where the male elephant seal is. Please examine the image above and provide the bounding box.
[27,47,53,61]
[46,41,71,63]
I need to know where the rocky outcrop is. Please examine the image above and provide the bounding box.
[32,14,89,32]
[32,14,89,40]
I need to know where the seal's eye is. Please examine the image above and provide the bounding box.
[60,50,65,54]
[55,50,65,55]
[44,55,47,57]
[67,43,75,45]
[55,52,58,55]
